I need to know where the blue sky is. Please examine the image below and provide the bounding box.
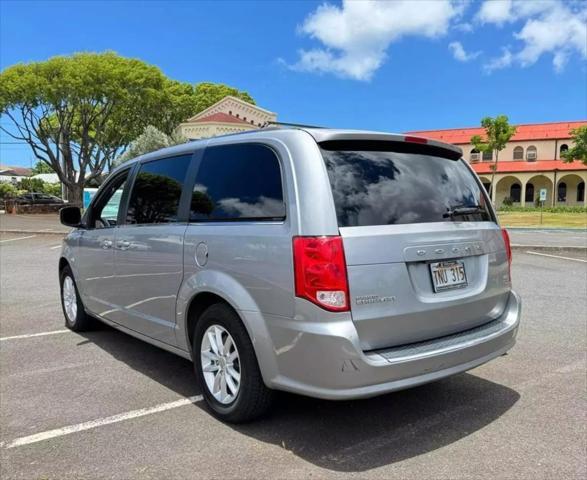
[1,0,586,167]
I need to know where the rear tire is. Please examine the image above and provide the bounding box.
[60,266,93,332]
[193,303,273,423]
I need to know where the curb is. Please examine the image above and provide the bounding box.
[0,229,67,236]
[511,244,586,253]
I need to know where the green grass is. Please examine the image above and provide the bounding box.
[497,211,587,228]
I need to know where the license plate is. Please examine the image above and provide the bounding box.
[430,260,467,292]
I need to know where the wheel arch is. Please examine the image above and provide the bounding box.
[58,257,70,275]
[178,270,279,385]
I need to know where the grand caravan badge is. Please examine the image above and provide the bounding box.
[355,295,396,305]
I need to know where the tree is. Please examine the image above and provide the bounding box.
[471,115,517,198]
[18,177,46,193]
[0,183,18,199]
[31,160,54,174]
[561,126,587,165]
[192,82,255,113]
[115,126,187,166]
[0,52,198,204]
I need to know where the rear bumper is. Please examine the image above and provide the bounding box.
[263,290,521,400]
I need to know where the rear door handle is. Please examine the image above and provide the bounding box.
[101,240,113,249]
[117,240,131,250]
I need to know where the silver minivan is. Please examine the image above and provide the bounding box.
[59,127,521,422]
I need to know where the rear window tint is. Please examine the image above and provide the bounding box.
[190,143,285,222]
[321,148,491,227]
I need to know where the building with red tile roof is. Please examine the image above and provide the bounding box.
[408,121,587,208]
[177,96,277,140]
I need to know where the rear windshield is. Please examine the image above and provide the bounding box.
[320,146,492,227]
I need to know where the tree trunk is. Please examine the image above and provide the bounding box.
[67,183,84,207]
[490,150,499,201]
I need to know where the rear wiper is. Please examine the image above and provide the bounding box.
[443,204,484,218]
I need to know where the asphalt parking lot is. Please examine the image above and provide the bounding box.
[1,232,586,479]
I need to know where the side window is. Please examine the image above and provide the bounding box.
[126,155,192,225]
[91,171,128,228]
[190,144,285,222]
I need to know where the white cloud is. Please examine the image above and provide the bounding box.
[476,0,513,25]
[449,41,481,61]
[288,0,462,81]
[454,22,474,33]
[483,47,513,72]
[480,0,587,72]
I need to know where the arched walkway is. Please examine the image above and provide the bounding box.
[556,174,587,206]
[495,176,522,207]
[525,175,554,207]
[478,176,492,198]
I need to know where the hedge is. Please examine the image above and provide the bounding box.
[498,205,587,213]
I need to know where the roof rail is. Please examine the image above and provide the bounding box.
[261,121,326,129]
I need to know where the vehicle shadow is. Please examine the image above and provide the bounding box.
[79,324,519,473]
[78,323,201,399]
[238,375,519,472]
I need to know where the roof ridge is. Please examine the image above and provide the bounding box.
[408,120,587,133]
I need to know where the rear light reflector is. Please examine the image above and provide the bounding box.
[293,236,350,312]
[501,228,512,280]
[404,135,428,144]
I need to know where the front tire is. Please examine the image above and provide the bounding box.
[193,303,273,423]
[60,266,93,331]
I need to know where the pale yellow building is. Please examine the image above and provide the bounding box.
[177,95,277,140]
[409,121,587,208]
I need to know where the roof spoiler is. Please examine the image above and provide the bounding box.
[309,131,463,160]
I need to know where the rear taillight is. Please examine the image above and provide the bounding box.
[293,236,349,312]
[501,228,512,279]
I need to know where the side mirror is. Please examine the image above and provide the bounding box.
[60,206,83,228]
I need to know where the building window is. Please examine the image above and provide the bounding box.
[525,183,534,203]
[578,182,585,202]
[513,146,524,160]
[526,145,537,161]
[559,144,569,156]
[470,149,480,162]
[557,182,567,202]
[482,150,493,161]
[510,184,521,203]
[236,113,240,118]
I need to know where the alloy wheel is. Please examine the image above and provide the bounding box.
[200,324,241,404]
[62,276,78,324]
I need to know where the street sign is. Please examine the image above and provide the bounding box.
[539,188,547,202]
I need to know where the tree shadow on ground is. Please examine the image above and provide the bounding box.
[80,324,519,473]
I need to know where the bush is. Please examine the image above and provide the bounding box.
[16,178,62,198]
[0,182,18,199]
[498,205,587,213]
[502,196,513,206]
[17,177,45,193]
[43,183,62,197]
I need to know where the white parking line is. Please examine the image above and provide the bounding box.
[0,330,70,341]
[50,244,62,249]
[1,395,203,449]
[0,235,36,243]
[526,251,587,263]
